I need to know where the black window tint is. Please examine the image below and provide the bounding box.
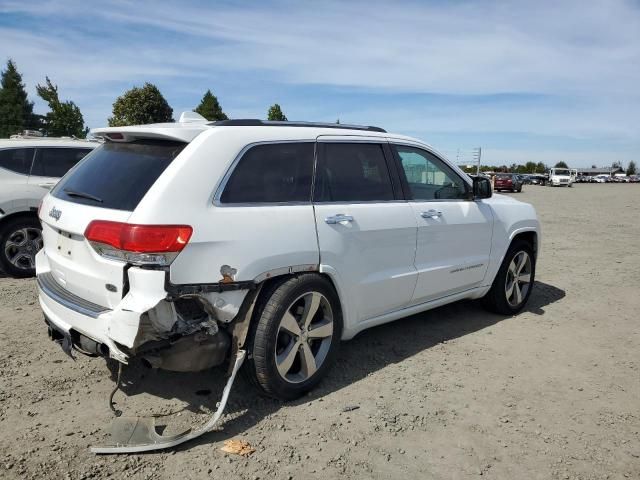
[394,146,468,200]
[0,148,34,175]
[52,140,186,211]
[31,148,92,177]
[315,143,394,202]
[220,143,314,204]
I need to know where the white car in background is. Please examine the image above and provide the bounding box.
[0,133,96,276]
[35,113,540,452]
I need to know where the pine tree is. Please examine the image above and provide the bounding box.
[194,90,228,121]
[267,103,287,121]
[36,77,87,137]
[0,60,35,137]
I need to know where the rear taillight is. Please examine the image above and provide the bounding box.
[84,220,192,266]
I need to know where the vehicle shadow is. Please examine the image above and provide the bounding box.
[104,280,565,451]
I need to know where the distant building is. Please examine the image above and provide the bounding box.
[576,167,624,177]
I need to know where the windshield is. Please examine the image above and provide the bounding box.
[52,139,186,211]
[552,169,570,175]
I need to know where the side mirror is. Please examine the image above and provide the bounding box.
[472,176,492,199]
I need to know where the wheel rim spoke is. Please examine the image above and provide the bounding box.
[505,279,516,299]
[280,311,301,336]
[514,283,523,304]
[518,272,531,283]
[308,320,333,339]
[299,343,317,377]
[301,292,321,329]
[276,341,298,377]
[9,229,29,247]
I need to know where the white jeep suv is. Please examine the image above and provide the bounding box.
[0,133,96,276]
[36,114,539,452]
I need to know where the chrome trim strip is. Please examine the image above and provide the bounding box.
[37,272,111,319]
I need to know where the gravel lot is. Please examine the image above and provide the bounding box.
[1,184,638,479]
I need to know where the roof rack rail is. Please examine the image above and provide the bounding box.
[209,119,386,133]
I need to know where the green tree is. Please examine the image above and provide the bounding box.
[267,103,287,121]
[626,161,636,176]
[535,162,546,173]
[36,77,87,137]
[109,83,173,127]
[0,59,36,137]
[554,161,569,169]
[524,161,537,173]
[194,89,227,121]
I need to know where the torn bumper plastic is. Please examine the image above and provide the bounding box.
[91,349,246,454]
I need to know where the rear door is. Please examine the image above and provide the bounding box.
[313,138,418,322]
[28,147,92,191]
[39,140,186,308]
[390,143,493,304]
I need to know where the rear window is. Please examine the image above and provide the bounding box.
[31,147,92,178]
[0,148,34,175]
[52,140,186,211]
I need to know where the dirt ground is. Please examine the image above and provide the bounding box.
[0,184,638,480]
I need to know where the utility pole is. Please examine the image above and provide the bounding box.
[473,147,482,174]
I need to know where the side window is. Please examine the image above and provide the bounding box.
[0,148,34,175]
[315,143,394,202]
[393,145,468,200]
[31,148,92,178]
[220,142,314,204]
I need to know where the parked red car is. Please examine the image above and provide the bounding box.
[494,174,524,192]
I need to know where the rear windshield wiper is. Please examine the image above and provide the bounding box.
[63,188,103,203]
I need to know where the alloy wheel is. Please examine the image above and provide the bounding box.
[504,250,532,307]
[4,227,43,271]
[274,291,334,384]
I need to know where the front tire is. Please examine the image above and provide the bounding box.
[0,216,42,277]
[482,240,535,315]
[245,274,342,400]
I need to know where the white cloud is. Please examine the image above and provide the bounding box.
[1,0,638,166]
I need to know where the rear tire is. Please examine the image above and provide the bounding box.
[244,274,342,400]
[482,240,535,315]
[0,216,42,278]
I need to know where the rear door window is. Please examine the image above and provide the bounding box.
[31,147,93,177]
[314,143,395,202]
[220,142,314,204]
[0,148,35,175]
[52,140,186,211]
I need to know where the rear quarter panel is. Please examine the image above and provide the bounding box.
[128,128,320,285]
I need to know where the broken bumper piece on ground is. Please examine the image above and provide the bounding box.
[90,349,246,454]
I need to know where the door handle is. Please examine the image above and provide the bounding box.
[325,214,354,225]
[421,209,443,219]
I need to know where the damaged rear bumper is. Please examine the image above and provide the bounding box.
[37,259,250,365]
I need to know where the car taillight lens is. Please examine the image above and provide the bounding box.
[84,220,192,266]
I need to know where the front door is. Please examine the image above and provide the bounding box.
[390,143,493,304]
[313,139,418,323]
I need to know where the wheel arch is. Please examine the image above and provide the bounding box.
[510,229,538,259]
[246,267,349,338]
[0,209,40,231]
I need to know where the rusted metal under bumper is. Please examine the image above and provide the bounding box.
[90,349,246,454]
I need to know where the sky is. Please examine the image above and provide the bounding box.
[1,0,639,168]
